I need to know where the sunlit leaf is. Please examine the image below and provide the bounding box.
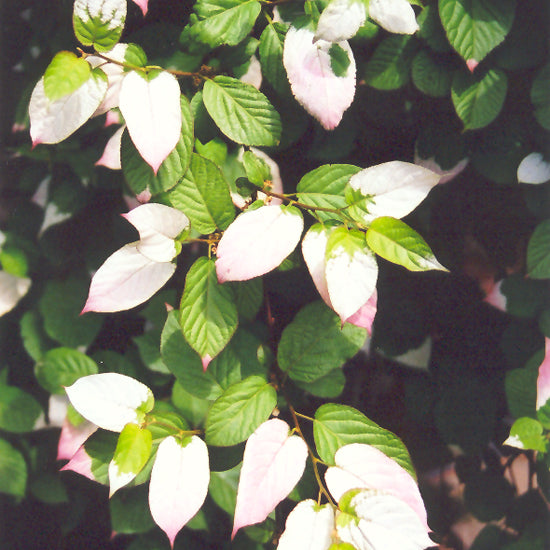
[517,152,550,184]
[315,0,366,42]
[368,0,419,35]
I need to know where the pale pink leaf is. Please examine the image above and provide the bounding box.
[105,109,122,126]
[368,0,419,34]
[301,224,333,308]
[536,338,550,410]
[57,417,98,461]
[0,271,31,317]
[29,73,108,145]
[346,289,377,333]
[466,59,479,72]
[131,0,148,15]
[64,373,154,432]
[483,280,507,312]
[326,244,378,322]
[277,500,334,550]
[216,205,304,282]
[96,125,124,169]
[81,242,176,313]
[87,43,128,116]
[414,148,469,184]
[119,70,182,174]
[149,436,209,548]
[336,490,433,550]
[315,0,366,42]
[60,446,94,481]
[348,161,441,222]
[517,152,550,184]
[232,418,308,538]
[283,26,356,130]
[325,443,428,529]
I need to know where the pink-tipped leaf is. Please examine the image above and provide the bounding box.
[149,436,209,548]
[346,289,377,333]
[537,338,550,410]
[96,125,124,169]
[232,418,308,538]
[57,417,98,461]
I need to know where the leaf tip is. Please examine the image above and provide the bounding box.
[466,59,478,72]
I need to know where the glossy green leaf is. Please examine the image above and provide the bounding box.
[0,438,27,497]
[166,153,234,234]
[121,96,194,196]
[44,51,91,101]
[411,49,453,98]
[180,257,238,361]
[242,151,271,186]
[278,301,366,383]
[531,64,550,130]
[296,164,362,222]
[451,69,507,130]
[0,385,42,433]
[205,376,276,446]
[506,417,546,452]
[35,347,98,395]
[39,277,102,349]
[313,403,415,478]
[329,43,351,78]
[259,23,290,96]
[189,0,261,48]
[73,0,126,52]
[203,76,282,146]
[112,424,152,476]
[364,34,417,90]
[527,220,550,279]
[366,217,448,272]
[439,0,516,64]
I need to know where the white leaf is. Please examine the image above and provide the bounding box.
[349,161,441,222]
[326,237,378,322]
[81,242,176,313]
[336,490,433,550]
[517,152,550,184]
[216,205,303,282]
[284,26,356,130]
[232,419,308,537]
[96,124,124,169]
[277,500,334,550]
[73,0,126,29]
[301,224,333,308]
[65,373,154,432]
[29,73,108,145]
[122,203,189,263]
[149,436,209,547]
[0,271,31,317]
[315,0,367,42]
[240,55,263,90]
[87,43,128,115]
[38,202,73,236]
[119,70,182,173]
[325,443,428,529]
[368,0,419,35]
[414,148,469,184]
[108,462,137,497]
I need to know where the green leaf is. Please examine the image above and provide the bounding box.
[180,257,238,360]
[313,403,415,478]
[411,49,453,98]
[35,347,98,395]
[505,350,542,419]
[39,277,102,349]
[195,137,227,166]
[0,385,43,433]
[110,484,155,534]
[43,51,92,102]
[296,164,362,222]
[166,153,235,234]
[121,95,194,196]
[229,278,263,321]
[366,217,448,272]
[112,424,152,476]
[82,430,119,485]
[278,301,366,383]
[242,151,271,186]
[293,368,346,398]
[202,76,282,146]
[364,34,417,90]
[205,375,276,446]
[531,64,550,130]
[0,438,27,497]
[73,0,127,52]
[329,43,351,78]
[527,219,550,279]
[209,463,241,514]
[29,473,69,504]
[451,68,507,130]
[19,310,55,361]
[259,23,290,96]
[506,417,547,452]
[439,0,516,64]
[418,3,452,53]
[171,382,211,428]
[189,0,261,48]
